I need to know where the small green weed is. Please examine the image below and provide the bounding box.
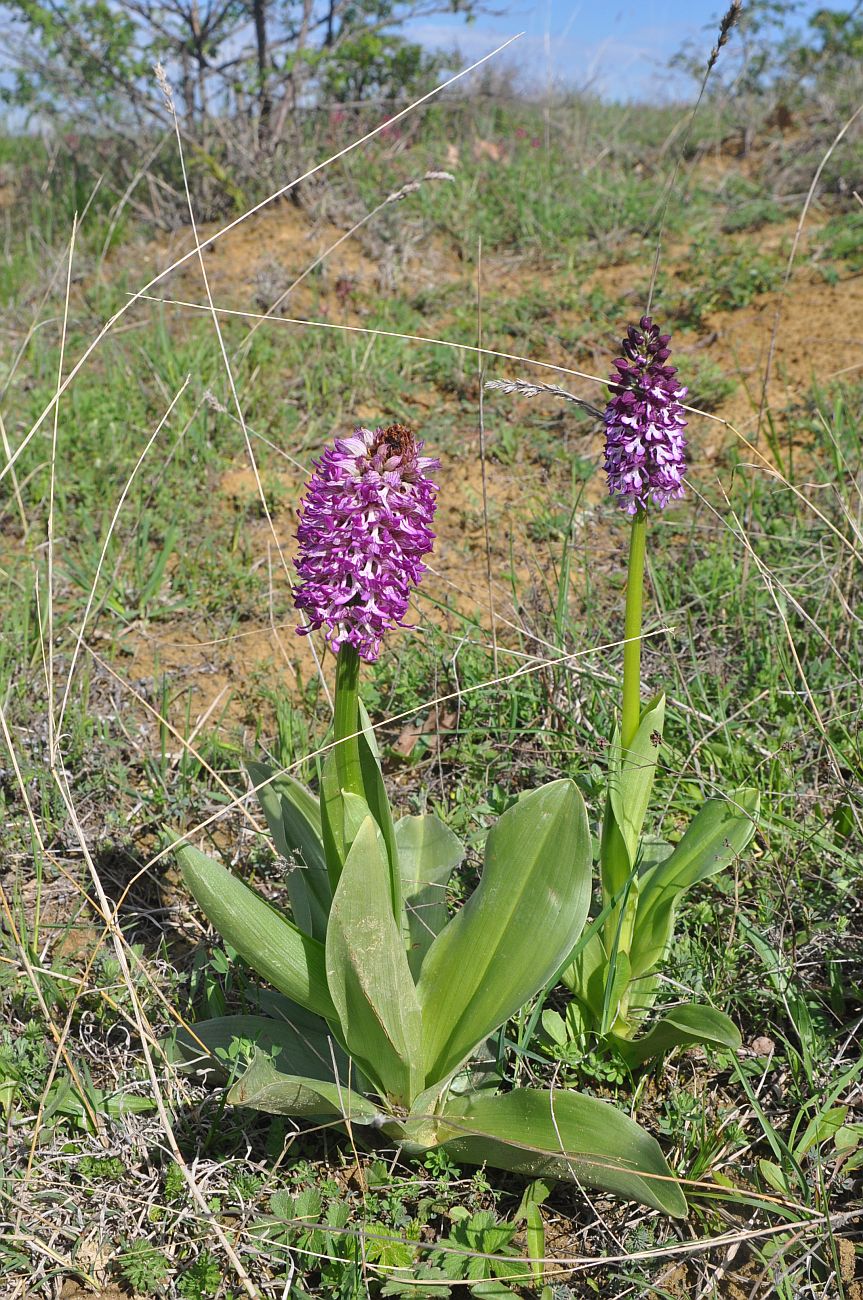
[177,1249,222,1299]
[117,1240,171,1295]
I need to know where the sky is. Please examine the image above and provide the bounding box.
[405,0,826,101]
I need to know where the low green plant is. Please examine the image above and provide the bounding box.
[816,209,863,273]
[175,718,683,1214]
[116,1239,171,1294]
[422,1206,531,1289]
[177,1249,221,1299]
[557,740,757,1066]
[79,1155,126,1181]
[674,237,783,326]
[524,319,758,1066]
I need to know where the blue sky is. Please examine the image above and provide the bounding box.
[406,0,825,101]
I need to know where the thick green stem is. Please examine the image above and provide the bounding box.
[621,510,647,752]
[334,644,363,798]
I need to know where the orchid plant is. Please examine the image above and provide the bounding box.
[550,319,759,1067]
[174,421,687,1218]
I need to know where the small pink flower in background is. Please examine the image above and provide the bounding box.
[329,109,346,129]
[380,116,402,142]
[531,138,541,148]
[515,126,527,139]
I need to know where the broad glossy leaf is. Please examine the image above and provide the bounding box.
[560,928,607,1025]
[629,790,758,978]
[609,696,665,865]
[395,813,464,977]
[417,780,591,1086]
[171,1011,348,1083]
[320,756,371,887]
[562,917,634,1034]
[247,759,331,941]
[319,747,346,887]
[177,842,336,1021]
[600,696,664,911]
[436,1088,686,1218]
[615,1004,742,1068]
[541,1010,567,1047]
[325,816,423,1104]
[227,1048,382,1122]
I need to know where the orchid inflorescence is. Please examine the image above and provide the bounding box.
[293,423,439,662]
[175,321,757,1222]
[604,315,688,514]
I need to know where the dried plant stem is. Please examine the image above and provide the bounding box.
[46,216,77,765]
[485,376,604,420]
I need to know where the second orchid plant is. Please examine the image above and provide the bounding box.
[175,321,757,1220]
[554,319,758,1065]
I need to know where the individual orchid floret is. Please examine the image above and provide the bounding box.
[603,316,688,514]
[293,423,439,663]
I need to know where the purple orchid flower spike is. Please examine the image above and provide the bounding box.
[603,317,688,514]
[293,423,439,662]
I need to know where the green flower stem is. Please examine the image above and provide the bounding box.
[600,510,647,992]
[621,510,647,752]
[334,644,364,799]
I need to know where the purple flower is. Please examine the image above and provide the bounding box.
[603,317,688,514]
[293,424,439,662]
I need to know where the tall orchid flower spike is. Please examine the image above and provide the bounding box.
[293,423,439,663]
[557,319,758,1066]
[176,420,689,1219]
[603,315,688,516]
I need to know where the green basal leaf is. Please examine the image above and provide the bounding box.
[600,802,630,910]
[341,790,373,843]
[759,1158,793,1196]
[614,1003,742,1068]
[600,949,632,1038]
[247,759,331,941]
[609,695,666,869]
[541,1009,567,1047]
[176,841,336,1022]
[395,813,465,978]
[600,696,665,930]
[325,815,423,1105]
[560,928,607,1027]
[319,748,352,889]
[401,1077,454,1149]
[624,970,661,1023]
[435,1088,687,1218]
[417,780,592,1087]
[170,1011,349,1083]
[227,1048,383,1122]
[628,789,758,979]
